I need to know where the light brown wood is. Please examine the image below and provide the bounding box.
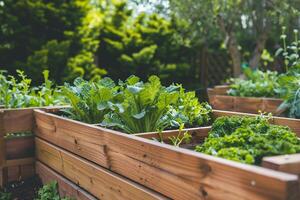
[262,154,300,176]
[213,109,300,137]
[34,109,300,200]
[36,161,97,200]
[36,138,168,200]
[134,126,210,141]
[207,86,283,115]
[0,106,65,185]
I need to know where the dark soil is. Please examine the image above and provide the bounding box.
[1,176,42,200]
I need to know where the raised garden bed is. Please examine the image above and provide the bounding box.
[207,85,283,115]
[34,108,300,200]
[0,106,65,187]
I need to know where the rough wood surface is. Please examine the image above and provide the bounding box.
[36,138,168,200]
[213,109,300,137]
[262,154,300,176]
[0,106,65,186]
[34,109,300,200]
[36,161,97,200]
[207,86,283,115]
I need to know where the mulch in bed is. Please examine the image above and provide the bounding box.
[1,176,42,200]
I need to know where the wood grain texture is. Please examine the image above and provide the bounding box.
[0,106,64,186]
[34,109,300,200]
[207,86,283,115]
[262,154,300,176]
[36,161,97,200]
[213,109,300,137]
[35,138,168,200]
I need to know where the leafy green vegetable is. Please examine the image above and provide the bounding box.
[35,181,71,200]
[276,68,300,118]
[195,115,300,165]
[102,75,211,133]
[0,191,11,200]
[0,70,64,108]
[61,77,119,124]
[101,75,180,133]
[227,68,280,98]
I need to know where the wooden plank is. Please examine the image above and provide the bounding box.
[212,109,300,137]
[36,138,168,200]
[262,154,300,176]
[5,158,35,167]
[207,86,284,115]
[0,110,7,187]
[36,161,97,200]
[1,106,67,134]
[134,126,210,141]
[34,109,300,200]
[6,137,34,159]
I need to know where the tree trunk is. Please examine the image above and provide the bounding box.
[217,15,241,77]
[228,32,242,77]
[249,31,268,69]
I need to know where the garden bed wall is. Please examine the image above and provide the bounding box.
[0,106,66,187]
[207,85,283,115]
[34,108,300,200]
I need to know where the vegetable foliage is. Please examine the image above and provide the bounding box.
[0,70,64,108]
[195,115,300,165]
[35,181,70,200]
[227,68,279,98]
[61,77,118,124]
[101,75,211,133]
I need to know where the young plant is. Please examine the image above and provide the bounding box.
[195,115,300,165]
[35,181,71,200]
[61,77,118,124]
[227,68,280,98]
[169,124,192,147]
[0,70,63,108]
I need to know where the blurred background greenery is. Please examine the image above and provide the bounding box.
[0,0,299,92]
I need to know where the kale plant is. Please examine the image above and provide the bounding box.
[195,115,300,165]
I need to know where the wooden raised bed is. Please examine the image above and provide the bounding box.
[207,85,283,115]
[34,108,300,200]
[0,106,64,187]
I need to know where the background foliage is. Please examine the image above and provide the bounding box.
[1,0,300,90]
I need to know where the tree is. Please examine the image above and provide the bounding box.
[168,0,300,76]
[0,0,92,83]
[96,1,192,83]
